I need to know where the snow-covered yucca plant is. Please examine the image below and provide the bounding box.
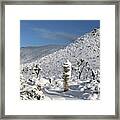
[63,60,71,91]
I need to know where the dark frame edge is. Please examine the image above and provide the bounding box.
[2,115,119,119]
[0,1,1,119]
[0,0,5,120]
[115,1,119,119]
[0,0,120,5]
[0,0,120,120]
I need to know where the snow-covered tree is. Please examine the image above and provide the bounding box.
[62,60,71,91]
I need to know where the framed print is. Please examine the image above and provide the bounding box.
[0,0,119,119]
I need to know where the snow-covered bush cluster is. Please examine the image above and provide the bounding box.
[20,28,100,100]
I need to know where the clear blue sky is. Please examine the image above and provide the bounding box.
[20,20,100,47]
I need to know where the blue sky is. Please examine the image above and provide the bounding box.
[20,20,100,47]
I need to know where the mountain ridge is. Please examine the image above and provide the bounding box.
[20,44,65,64]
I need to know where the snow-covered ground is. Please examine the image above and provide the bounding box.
[20,28,100,100]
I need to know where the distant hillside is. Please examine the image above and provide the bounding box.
[20,45,65,64]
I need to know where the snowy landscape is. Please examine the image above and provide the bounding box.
[20,27,100,100]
